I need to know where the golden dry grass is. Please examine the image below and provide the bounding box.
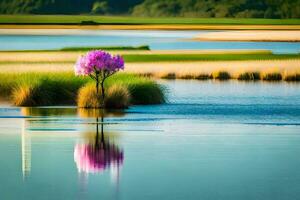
[196,30,300,42]
[77,84,102,108]
[77,83,130,108]
[125,60,300,78]
[0,63,73,73]
[0,50,271,63]
[105,84,130,109]
[12,84,36,106]
[0,52,80,62]
[0,51,299,80]
[0,60,299,78]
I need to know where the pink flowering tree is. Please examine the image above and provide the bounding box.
[75,50,124,107]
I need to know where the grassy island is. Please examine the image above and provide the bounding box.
[0,72,166,106]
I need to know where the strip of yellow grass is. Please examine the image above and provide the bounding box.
[1,25,300,30]
[0,63,72,73]
[0,52,80,62]
[0,60,299,78]
[125,60,300,78]
[196,30,300,42]
[0,50,270,63]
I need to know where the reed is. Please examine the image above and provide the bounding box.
[178,74,195,79]
[263,73,283,81]
[238,72,261,81]
[77,84,131,109]
[77,84,102,108]
[106,74,166,105]
[284,74,300,82]
[213,71,231,80]
[105,84,130,109]
[161,73,177,79]
[195,74,212,80]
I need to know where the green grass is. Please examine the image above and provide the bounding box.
[1,51,299,64]
[106,74,166,105]
[60,45,150,51]
[0,45,150,53]
[1,15,300,25]
[122,53,300,62]
[0,72,166,106]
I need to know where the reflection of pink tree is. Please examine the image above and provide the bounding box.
[74,141,123,174]
[74,117,123,174]
[74,116,123,199]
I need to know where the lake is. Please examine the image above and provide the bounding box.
[0,29,300,53]
[1,80,300,200]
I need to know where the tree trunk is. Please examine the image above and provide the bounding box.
[96,75,99,95]
[101,81,105,108]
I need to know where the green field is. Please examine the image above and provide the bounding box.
[60,45,150,51]
[1,15,300,25]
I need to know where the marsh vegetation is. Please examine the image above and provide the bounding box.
[0,72,166,106]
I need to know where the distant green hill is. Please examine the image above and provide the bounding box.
[132,0,300,18]
[0,0,143,14]
[0,0,299,18]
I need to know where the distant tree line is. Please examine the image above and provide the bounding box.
[0,0,299,18]
[132,0,300,18]
[0,0,143,14]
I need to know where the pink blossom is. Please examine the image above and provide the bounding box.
[74,50,124,76]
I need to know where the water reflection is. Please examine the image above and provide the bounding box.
[21,119,31,179]
[74,116,124,176]
[20,107,124,184]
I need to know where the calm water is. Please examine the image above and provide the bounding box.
[1,80,300,200]
[0,29,300,53]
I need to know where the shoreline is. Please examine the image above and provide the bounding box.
[1,24,300,31]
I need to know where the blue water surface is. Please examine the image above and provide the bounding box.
[0,30,299,53]
[0,80,300,200]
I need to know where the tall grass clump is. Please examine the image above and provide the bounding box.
[138,72,154,78]
[0,72,165,106]
[213,71,231,80]
[0,72,88,106]
[195,74,212,80]
[77,84,102,108]
[263,73,282,81]
[238,72,261,81]
[106,73,166,105]
[105,84,130,109]
[77,83,130,109]
[8,73,88,106]
[0,73,20,99]
[178,74,195,79]
[12,80,53,106]
[161,73,176,79]
[285,74,300,82]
